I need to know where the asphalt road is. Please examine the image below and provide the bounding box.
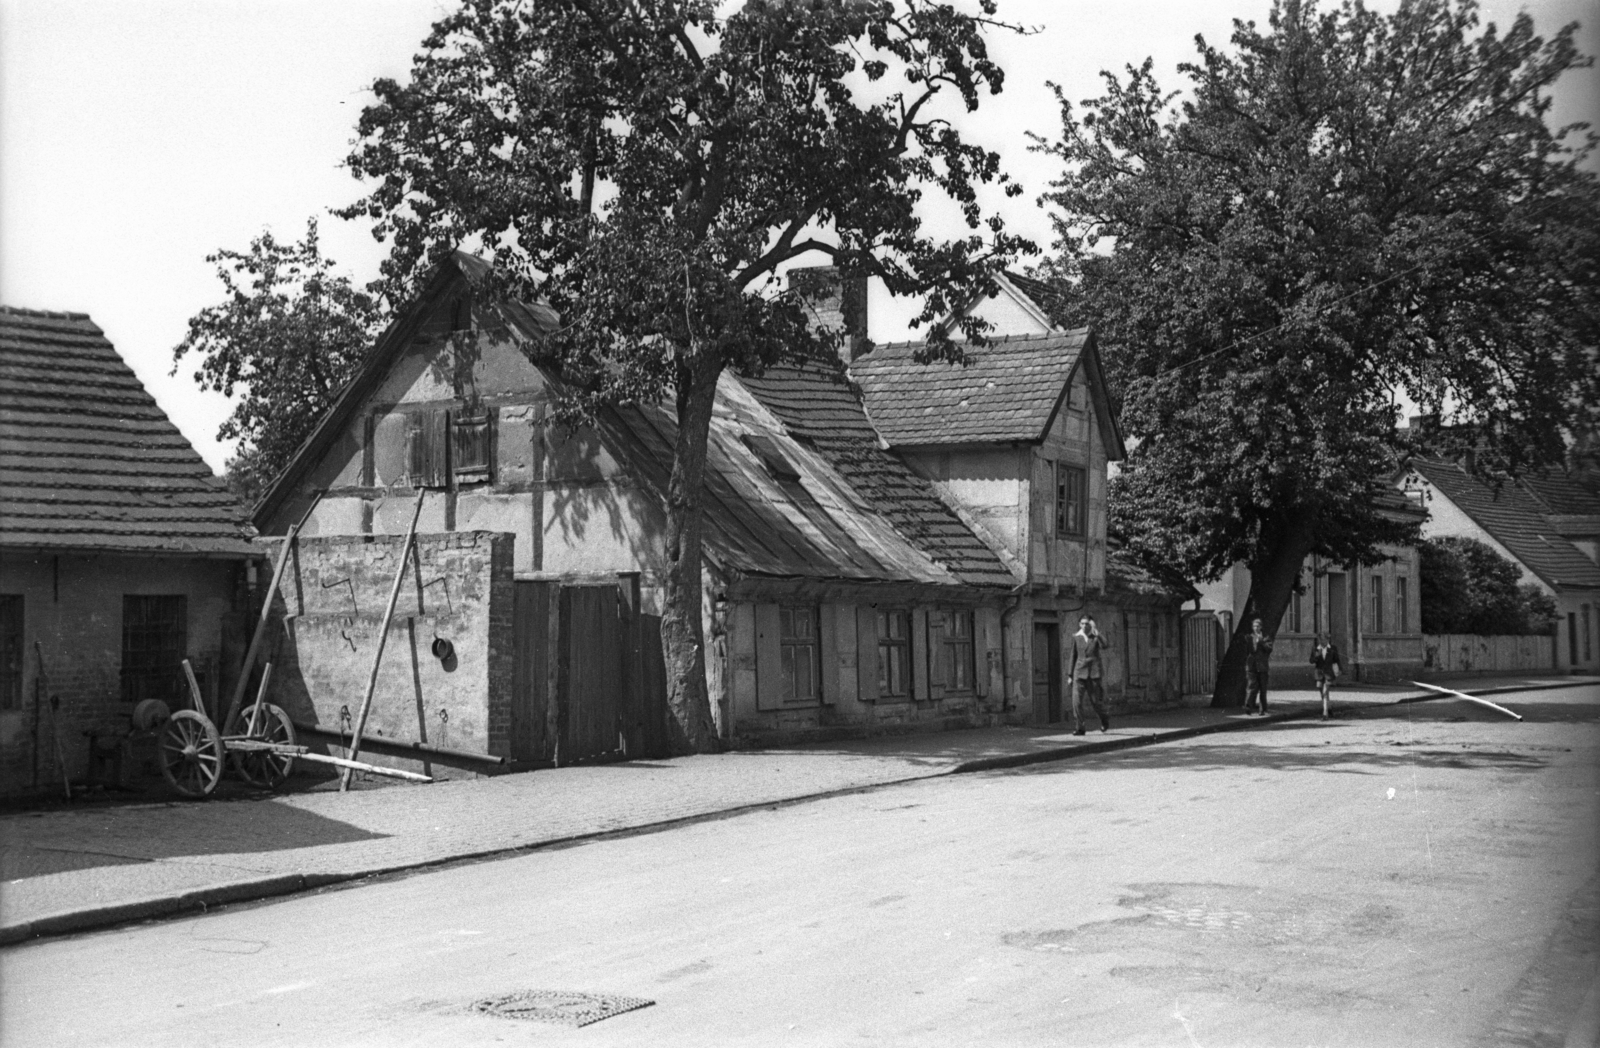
[3,685,1596,1048]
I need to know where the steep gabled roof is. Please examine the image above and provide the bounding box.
[1411,457,1600,590]
[849,329,1125,457]
[1002,271,1071,325]
[254,252,545,527]
[735,359,1018,588]
[0,306,257,556]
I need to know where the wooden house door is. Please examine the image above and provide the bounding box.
[1032,623,1061,723]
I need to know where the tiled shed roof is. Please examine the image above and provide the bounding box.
[850,330,1088,447]
[736,359,1018,588]
[0,307,257,556]
[1412,457,1600,590]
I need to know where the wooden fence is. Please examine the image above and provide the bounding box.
[1421,634,1554,675]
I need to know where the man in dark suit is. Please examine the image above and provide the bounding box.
[1068,613,1111,735]
[1245,617,1274,714]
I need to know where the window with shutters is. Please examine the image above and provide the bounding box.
[780,606,818,704]
[876,609,910,698]
[0,595,21,711]
[937,609,975,693]
[121,595,186,704]
[407,409,450,488]
[1055,463,1086,537]
[452,407,493,483]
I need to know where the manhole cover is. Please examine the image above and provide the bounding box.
[472,989,654,1027]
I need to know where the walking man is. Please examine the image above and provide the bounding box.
[1310,633,1342,720]
[1068,613,1111,735]
[1244,616,1273,714]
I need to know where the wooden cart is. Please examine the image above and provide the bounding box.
[159,660,431,798]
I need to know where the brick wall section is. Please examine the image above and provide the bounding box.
[0,552,246,796]
[263,530,514,779]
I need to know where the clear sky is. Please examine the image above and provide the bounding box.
[3,0,1596,474]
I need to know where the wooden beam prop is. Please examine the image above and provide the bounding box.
[224,493,324,732]
[1408,681,1524,721]
[340,490,428,791]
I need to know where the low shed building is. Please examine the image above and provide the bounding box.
[0,307,259,796]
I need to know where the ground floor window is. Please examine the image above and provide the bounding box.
[122,595,187,704]
[1369,575,1385,634]
[780,605,818,704]
[1395,576,1409,634]
[938,609,975,692]
[876,609,910,698]
[1584,604,1593,662]
[0,595,21,711]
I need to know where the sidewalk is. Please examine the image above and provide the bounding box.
[3,675,1593,946]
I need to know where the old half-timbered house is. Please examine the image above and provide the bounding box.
[251,256,1192,772]
[0,307,260,797]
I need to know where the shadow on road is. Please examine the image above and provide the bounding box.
[0,803,389,882]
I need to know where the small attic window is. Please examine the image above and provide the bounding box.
[741,433,801,482]
[450,293,472,332]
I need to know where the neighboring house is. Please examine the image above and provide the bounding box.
[1400,457,1600,673]
[1191,488,1427,686]
[0,307,260,796]
[251,257,1192,767]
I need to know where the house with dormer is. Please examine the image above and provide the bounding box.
[250,257,1191,769]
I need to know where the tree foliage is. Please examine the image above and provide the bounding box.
[173,218,384,502]
[1419,536,1556,635]
[1035,0,1598,701]
[338,0,1030,750]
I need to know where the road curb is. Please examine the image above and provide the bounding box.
[950,678,1589,774]
[3,677,1589,948]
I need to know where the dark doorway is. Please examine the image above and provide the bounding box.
[1327,574,1349,663]
[1032,623,1061,724]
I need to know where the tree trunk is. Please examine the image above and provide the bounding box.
[659,355,724,754]
[1211,524,1316,708]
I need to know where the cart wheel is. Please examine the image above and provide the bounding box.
[230,704,296,789]
[160,710,223,798]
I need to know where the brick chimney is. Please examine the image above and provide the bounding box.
[789,265,869,362]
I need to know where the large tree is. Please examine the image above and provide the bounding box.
[339,0,1031,751]
[1036,0,1599,704]
[173,218,384,502]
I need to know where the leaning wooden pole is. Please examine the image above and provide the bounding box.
[1408,681,1524,721]
[340,490,427,792]
[223,492,323,733]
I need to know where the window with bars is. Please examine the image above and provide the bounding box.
[938,609,976,693]
[122,595,187,704]
[876,609,910,699]
[780,606,819,704]
[0,595,21,712]
[1370,575,1385,634]
[1055,463,1086,537]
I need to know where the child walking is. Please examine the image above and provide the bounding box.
[1310,634,1343,720]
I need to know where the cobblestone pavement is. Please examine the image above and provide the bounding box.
[1,676,1588,944]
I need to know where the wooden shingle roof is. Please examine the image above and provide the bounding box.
[850,330,1095,448]
[1412,457,1600,590]
[0,307,257,556]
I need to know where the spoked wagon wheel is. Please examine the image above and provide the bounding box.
[160,710,223,798]
[230,704,296,789]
